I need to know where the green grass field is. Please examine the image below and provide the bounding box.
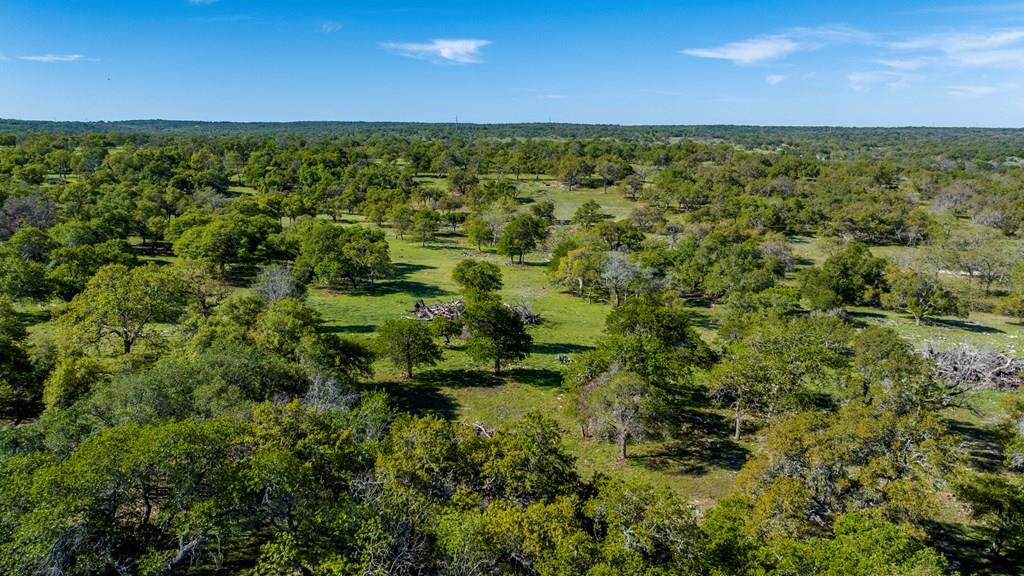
[291,181,1024,507]
[303,210,743,502]
[17,179,1021,509]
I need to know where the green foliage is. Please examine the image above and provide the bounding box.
[42,353,111,409]
[7,226,54,263]
[431,315,463,346]
[604,296,713,368]
[250,297,322,360]
[799,242,888,310]
[172,212,280,272]
[56,263,184,355]
[576,371,663,459]
[463,293,532,374]
[0,300,41,423]
[709,315,851,438]
[412,209,441,245]
[573,199,606,227]
[0,249,50,300]
[47,239,137,300]
[756,512,948,575]
[957,473,1024,559]
[452,258,503,294]
[91,342,309,424]
[584,477,703,574]
[293,220,391,289]
[881,267,967,324]
[375,318,442,378]
[497,214,548,264]
[0,126,1016,574]
[739,404,953,538]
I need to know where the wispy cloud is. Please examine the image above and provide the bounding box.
[847,70,921,91]
[889,29,1024,68]
[542,93,568,99]
[382,39,491,63]
[18,54,87,62]
[682,26,868,65]
[683,36,799,65]
[322,21,344,33]
[946,83,1015,97]
[947,84,999,97]
[874,58,931,71]
[188,0,219,5]
[765,74,786,85]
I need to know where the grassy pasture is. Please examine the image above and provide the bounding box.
[301,181,1021,505]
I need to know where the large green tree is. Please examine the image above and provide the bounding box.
[57,263,184,355]
[463,293,532,374]
[375,319,443,378]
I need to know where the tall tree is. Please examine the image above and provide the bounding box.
[452,258,503,294]
[463,293,532,374]
[57,264,184,355]
[375,319,443,378]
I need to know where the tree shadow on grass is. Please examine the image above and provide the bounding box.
[371,380,458,420]
[633,410,750,476]
[421,240,473,252]
[322,324,376,335]
[131,241,173,257]
[531,342,593,356]
[391,262,435,279]
[947,418,1005,473]
[686,308,719,331]
[505,367,563,388]
[635,435,750,476]
[414,368,503,389]
[930,318,1004,334]
[372,280,452,298]
[15,308,50,326]
[922,518,1022,576]
[848,313,886,329]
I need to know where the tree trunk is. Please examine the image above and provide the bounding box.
[406,357,413,379]
[494,359,501,375]
[734,400,742,440]
[618,433,627,460]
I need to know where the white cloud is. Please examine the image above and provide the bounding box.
[322,21,344,33]
[847,70,920,91]
[947,84,1000,97]
[188,0,219,5]
[18,54,86,62]
[765,74,786,85]
[874,58,930,70]
[889,29,1024,69]
[683,26,869,65]
[892,29,1024,52]
[382,39,490,63]
[683,36,799,65]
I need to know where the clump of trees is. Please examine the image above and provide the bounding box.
[293,220,391,289]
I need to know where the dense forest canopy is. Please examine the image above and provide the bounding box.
[3,119,1024,160]
[0,124,1023,575]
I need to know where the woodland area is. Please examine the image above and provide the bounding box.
[0,123,1023,574]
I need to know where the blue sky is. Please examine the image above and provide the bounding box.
[3,1,1024,126]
